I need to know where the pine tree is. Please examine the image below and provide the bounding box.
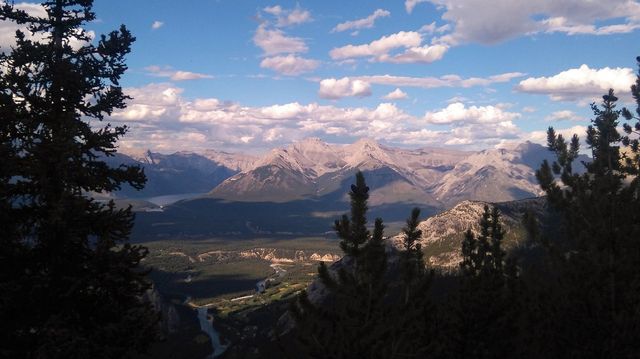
[399,207,426,304]
[290,171,389,358]
[535,59,640,355]
[387,207,437,358]
[0,1,158,357]
[448,205,518,359]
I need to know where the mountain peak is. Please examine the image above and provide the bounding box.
[352,137,381,149]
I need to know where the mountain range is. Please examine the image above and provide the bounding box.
[109,138,588,238]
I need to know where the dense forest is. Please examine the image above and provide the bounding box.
[1,1,640,358]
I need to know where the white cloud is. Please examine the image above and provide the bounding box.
[378,44,448,64]
[419,22,436,34]
[263,5,283,16]
[545,110,584,122]
[541,16,640,35]
[329,31,422,60]
[253,23,308,55]
[145,65,213,81]
[418,22,450,34]
[405,0,430,14]
[110,83,550,152]
[332,9,390,33]
[151,21,164,30]
[522,106,537,113]
[112,83,183,122]
[429,0,640,45]
[516,64,635,101]
[314,72,525,99]
[424,102,521,125]
[263,5,311,27]
[382,88,408,100]
[349,72,523,88]
[521,125,588,146]
[318,77,372,99]
[260,55,319,76]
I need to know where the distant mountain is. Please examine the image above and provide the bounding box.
[114,138,590,239]
[201,149,259,172]
[105,150,239,198]
[209,138,467,206]
[432,142,589,206]
[208,138,581,208]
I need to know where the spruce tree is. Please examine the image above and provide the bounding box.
[388,207,436,358]
[399,207,426,304]
[535,59,640,356]
[0,1,158,357]
[448,205,517,359]
[291,171,389,358]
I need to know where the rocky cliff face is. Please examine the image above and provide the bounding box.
[208,138,575,209]
[391,197,546,267]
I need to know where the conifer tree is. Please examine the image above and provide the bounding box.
[291,171,389,358]
[0,1,158,357]
[535,58,640,356]
[387,207,437,358]
[399,207,426,304]
[448,205,517,359]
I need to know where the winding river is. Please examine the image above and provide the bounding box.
[197,307,229,358]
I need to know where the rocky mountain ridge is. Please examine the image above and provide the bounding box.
[207,138,587,207]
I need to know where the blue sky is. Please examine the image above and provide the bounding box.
[5,1,640,153]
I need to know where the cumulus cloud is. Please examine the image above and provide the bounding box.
[330,31,422,60]
[260,55,319,76]
[316,72,524,98]
[378,44,448,64]
[382,88,408,100]
[110,83,554,152]
[111,84,422,151]
[521,125,588,145]
[428,0,640,45]
[263,5,311,27]
[405,0,430,14]
[545,110,584,122]
[424,102,521,125]
[516,64,635,101]
[145,65,213,81]
[111,83,183,122]
[329,29,449,64]
[418,22,453,35]
[151,21,164,30]
[318,77,372,99]
[253,23,308,55]
[332,9,390,33]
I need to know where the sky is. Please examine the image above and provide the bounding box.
[4,1,640,153]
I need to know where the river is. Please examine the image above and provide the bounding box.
[145,193,205,206]
[197,307,229,358]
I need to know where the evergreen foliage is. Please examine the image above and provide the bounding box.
[0,1,159,357]
[291,171,389,358]
[445,205,518,359]
[534,59,640,356]
[391,207,436,357]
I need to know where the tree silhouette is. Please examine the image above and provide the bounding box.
[535,60,640,355]
[446,205,518,359]
[0,1,158,357]
[291,171,389,358]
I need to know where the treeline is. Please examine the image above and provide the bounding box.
[285,60,640,358]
